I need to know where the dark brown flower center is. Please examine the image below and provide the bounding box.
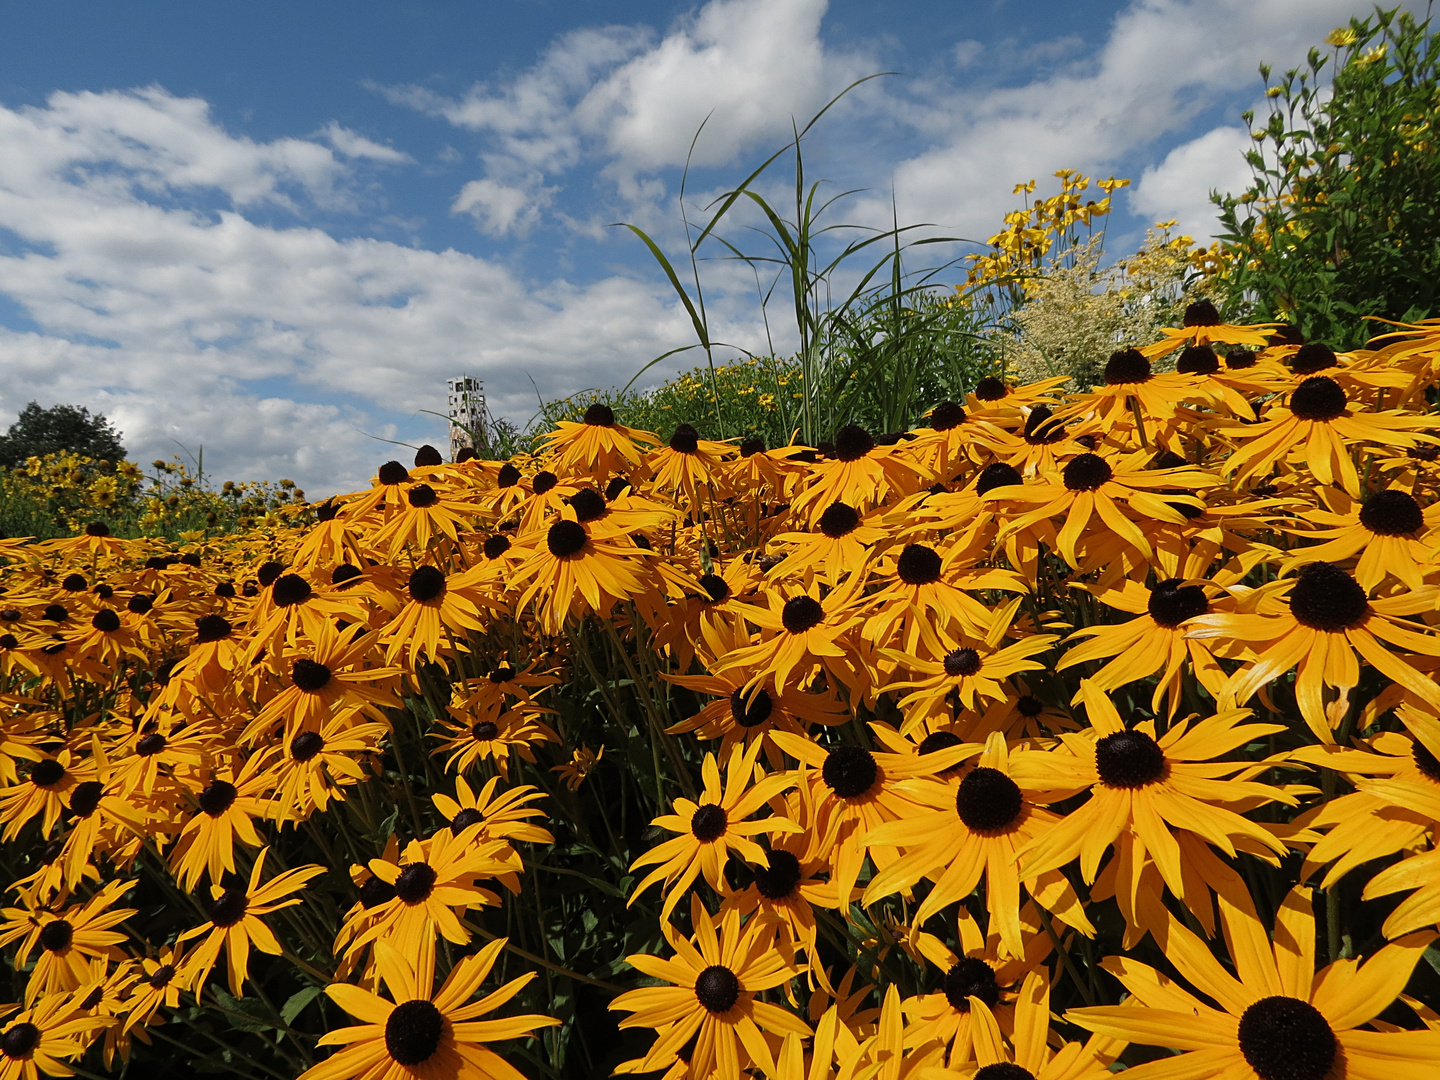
[1182,300,1220,326]
[149,963,176,988]
[198,780,238,817]
[91,608,121,633]
[1022,405,1065,444]
[976,462,1022,495]
[271,574,312,607]
[378,461,410,485]
[974,1066,1036,1080]
[781,595,823,633]
[471,721,499,742]
[39,919,73,952]
[955,767,1023,832]
[942,957,1000,1012]
[931,401,966,430]
[385,999,444,1065]
[407,484,438,508]
[699,574,730,603]
[1063,453,1112,491]
[694,965,741,1013]
[897,544,943,585]
[1289,562,1368,631]
[450,807,484,834]
[584,403,616,426]
[208,888,249,928]
[1292,343,1337,374]
[1147,579,1209,627]
[754,849,802,899]
[570,488,607,522]
[818,502,860,538]
[359,876,397,908]
[730,688,773,728]
[31,759,65,787]
[290,731,324,762]
[547,520,587,558]
[1177,344,1219,374]
[834,425,875,461]
[196,614,232,642]
[1237,996,1336,1080]
[69,781,104,818]
[395,862,438,905]
[2,1023,40,1059]
[1095,730,1166,788]
[1359,489,1424,536]
[1225,347,1258,369]
[532,471,558,495]
[943,648,981,677]
[496,463,521,487]
[1289,376,1347,421]
[669,424,700,453]
[974,376,1008,401]
[690,804,727,842]
[136,733,166,756]
[822,746,878,798]
[292,658,332,692]
[483,534,511,558]
[408,565,446,603]
[1104,348,1151,384]
[414,444,444,467]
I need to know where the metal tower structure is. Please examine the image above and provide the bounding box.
[446,376,489,460]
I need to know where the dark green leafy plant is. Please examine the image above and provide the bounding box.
[1214,7,1440,347]
[0,401,126,469]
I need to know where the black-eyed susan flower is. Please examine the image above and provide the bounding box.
[0,880,134,1005]
[177,848,323,997]
[1068,887,1440,1080]
[1013,681,1293,941]
[629,740,798,920]
[1189,561,1440,743]
[610,897,809,1080]
[300,938,558,1080]
[0,990,110,1080]
[864,733,1093,955]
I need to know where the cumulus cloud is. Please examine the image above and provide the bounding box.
[451,175,557,236]
[872,0,1372,241]
[1131,124,1256,240]
[0,88,699,494]
[384,0,873,233]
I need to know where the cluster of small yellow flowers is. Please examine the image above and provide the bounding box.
[3,308,1440,1078]
[963,171,1129,293]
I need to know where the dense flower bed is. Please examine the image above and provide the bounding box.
[3,308,1440,1080]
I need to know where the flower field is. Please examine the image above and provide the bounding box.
[4,307,1440,1079]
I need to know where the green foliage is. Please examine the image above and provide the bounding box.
[0,401,126,469]
[613,78,998,448]
[1214,7,1440,347]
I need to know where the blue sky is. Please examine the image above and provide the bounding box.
[0,0,1398,493]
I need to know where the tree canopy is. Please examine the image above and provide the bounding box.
[0,401,127,469]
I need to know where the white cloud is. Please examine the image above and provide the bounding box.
[386,0,873,233]
[1131,124,1255,239]
[317,121,413,164]
[0,88,703,494]
[451,175,556,236]
[873,0,1372,242]
[952,40,984,68]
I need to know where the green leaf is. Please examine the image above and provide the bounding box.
[208,986,273,1033]
[281,985,323,1026]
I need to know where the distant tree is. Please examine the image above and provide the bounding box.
[0,402,127,468]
